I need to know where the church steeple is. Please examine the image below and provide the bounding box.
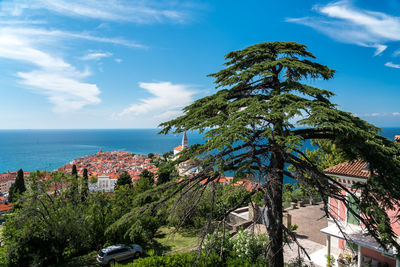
[182,131,188,149]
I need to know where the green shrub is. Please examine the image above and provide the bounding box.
[231,229,268,263]
[115,252,266,267]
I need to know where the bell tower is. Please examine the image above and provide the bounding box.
[182,131,188,149]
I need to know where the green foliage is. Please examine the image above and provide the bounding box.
[89,175,97,184]
[283,184,294,203]
[214,184,250,218]
[70,164,79,196]
[0,172,120,266]
[81,168,89,201]
[291,188,306,202]
[116,171,132,187]
[115,251,265,267]
[8,169,26,203]
[163,151,173,159]
[135,169,154,193]
[231,229,268,262]
[148,153,155,159]
[71,164,77,177]
[305,140,347,171]
[157,162,177,185]
[285,256,312,267]
[202,229,268,264]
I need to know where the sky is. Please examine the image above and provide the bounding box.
[1,0,400,129]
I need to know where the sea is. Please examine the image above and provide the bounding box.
[0,128,399,174]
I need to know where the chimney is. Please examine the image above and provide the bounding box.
[395,136,400,143]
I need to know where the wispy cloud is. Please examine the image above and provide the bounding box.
[81,51,112,61]
[119,82,197,120]
[2,0,189,24]
[385,62,400,69]
[3,27,145,49]
[393,49,400,57]
[287,0,400,55]
[353,112,400,117]
[0,30,100,111]
[0,0,197,113]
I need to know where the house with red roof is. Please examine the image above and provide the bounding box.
[322,159,400,266]
[0,196,12,214]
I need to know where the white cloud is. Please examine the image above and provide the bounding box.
[18,71,100,112]
[0,27,100,111]
[393,112,400,116]
[385,62,400,69]
[394,49,400,57]
[119,82,197,120]
[287,0,400,55]
[2,0,188,24]
[115,58,122,63]
[81,52,112,61]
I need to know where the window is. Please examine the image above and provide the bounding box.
[347,194,360,225]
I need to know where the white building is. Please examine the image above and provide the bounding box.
[173,132,188,156]
[97,174,117,192]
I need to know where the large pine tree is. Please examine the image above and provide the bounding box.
[160,42,400,266]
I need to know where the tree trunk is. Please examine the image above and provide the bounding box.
[265,146,284,267]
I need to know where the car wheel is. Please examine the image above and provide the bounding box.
[134,251,141,258]
[109,259,116,266]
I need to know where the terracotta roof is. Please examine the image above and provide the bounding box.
[323,159,370,179]
[0,202,12,212]
[174,145,183,151]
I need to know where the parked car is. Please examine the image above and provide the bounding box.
[97,244,142,266]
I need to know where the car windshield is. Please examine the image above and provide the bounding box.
[98,250,104,257]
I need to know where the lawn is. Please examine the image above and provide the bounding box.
[154,227,199,254]
[57,227,199,266]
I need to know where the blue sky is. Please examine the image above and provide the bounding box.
[1,0,400,129]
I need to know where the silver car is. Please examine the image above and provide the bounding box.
[97,244,143,266]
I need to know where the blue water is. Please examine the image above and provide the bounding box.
[0,129,204,172]
[0,128,399,174]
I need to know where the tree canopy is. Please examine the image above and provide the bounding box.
[160,41,400,266]
[116,171,132,188]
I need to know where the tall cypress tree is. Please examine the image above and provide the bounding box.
[70,164,79,197]
[81,168,89,201]
[160,42,400,266]
[9,169,26,203]
[71,164,77,177]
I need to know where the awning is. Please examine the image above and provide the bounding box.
[321,223,397,257]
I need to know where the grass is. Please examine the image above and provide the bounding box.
[154,227,199,254]
[58,227,199,266]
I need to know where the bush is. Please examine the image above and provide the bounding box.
[115,252,266,267]
[291,188,305,202]
[231,229,268,263]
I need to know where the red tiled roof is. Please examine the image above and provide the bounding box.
[174,145,183,151]
[0,202,12,212]
[323,159,370,179]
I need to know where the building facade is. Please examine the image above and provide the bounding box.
[322,160,400,267]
